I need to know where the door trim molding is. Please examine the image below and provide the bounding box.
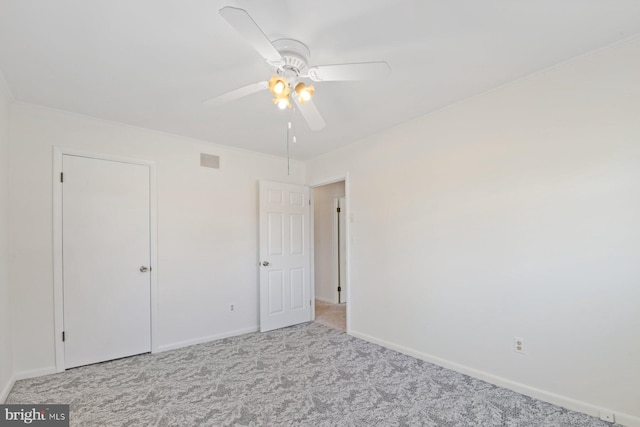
[332,196,346,305]
[53,147,159,372]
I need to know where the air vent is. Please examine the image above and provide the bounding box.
[200,153,220,169]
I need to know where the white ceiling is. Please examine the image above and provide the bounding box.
[1,0,639,160]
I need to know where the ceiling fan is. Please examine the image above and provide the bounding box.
[204,6,391,131]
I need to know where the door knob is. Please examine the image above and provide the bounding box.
[139,266,149,272]
[262,261,270,266]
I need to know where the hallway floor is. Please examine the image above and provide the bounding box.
[314,299,346,332]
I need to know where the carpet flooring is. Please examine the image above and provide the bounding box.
[314,300,346,332]
[7,323,617,426]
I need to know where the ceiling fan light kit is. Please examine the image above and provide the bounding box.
[274,97,292,110]
[295,82,314,104]
[207,6,391,132]
[268,75,288,96]
[268,75,292,109]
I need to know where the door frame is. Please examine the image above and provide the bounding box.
[333,196,346,304]
[310,174,351,333]
[52,147,159,372]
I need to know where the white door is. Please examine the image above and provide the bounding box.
[259,181,311,332]
[62,155,151,368]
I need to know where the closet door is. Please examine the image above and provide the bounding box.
[62,154,151,368]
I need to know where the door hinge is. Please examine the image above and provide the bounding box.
[62,331,65,342]
[309,199,311,206]
[337,207,341,213]
[337,287,342,292]
[60,172,64,183]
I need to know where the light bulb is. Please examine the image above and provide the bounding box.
[274,81,285,95]
[294,82,314,104]
[269,75,289,97]
[277,99,289,110]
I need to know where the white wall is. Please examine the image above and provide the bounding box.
[307,37,640,424]
[0,74,14,401]
[313,181,345,303]
[9,103,305,375]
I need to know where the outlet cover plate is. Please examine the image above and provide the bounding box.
[599,410,615,423]
[514,337,525,354]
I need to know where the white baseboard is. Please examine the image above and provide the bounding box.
[14,366,57,381]
[7,328,259,382]
[0,375,15,403]
[619,414,640,427]
[156,326,259,353]
[349,330,640,427]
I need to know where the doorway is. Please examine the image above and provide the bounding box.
[312,180,347,332]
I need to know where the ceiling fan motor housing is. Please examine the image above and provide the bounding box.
[271,39,311,78]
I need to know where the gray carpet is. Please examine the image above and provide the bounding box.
[7,323,616,426]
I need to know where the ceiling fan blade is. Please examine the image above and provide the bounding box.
[219,7,283,64]
[308,62,391,82]
[293,96,326,131]
[203,81,268,108]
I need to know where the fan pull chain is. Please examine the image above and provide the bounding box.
[286,121,291,176]
[292,106,298,143]
[285,106,300,175]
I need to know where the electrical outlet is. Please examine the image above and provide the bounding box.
[230,304,235,312]
[514,337,525,354]
[599,410,615,423]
